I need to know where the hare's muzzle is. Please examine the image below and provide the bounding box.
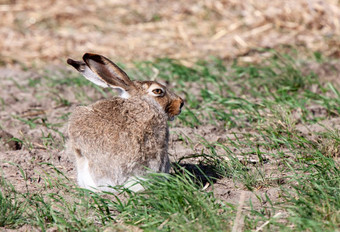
[167,97,184,121]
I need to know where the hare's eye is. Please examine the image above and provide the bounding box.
[152,89,164,95]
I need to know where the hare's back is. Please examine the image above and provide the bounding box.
[68,97,168,154]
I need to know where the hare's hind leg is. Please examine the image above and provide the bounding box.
[74,148,98,191]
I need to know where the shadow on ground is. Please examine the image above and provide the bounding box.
[172,162,223,186]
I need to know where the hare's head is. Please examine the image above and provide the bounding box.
[67,53,184,120]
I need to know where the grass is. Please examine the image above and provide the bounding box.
[0,50,339,231]
[0,179,26,227]
[283,151,339,231]
[114,172,233,231]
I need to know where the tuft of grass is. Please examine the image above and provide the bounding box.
[0,179,26,227]
[315,129,340,158]
[109,172,233,231]
[283,152,340,231]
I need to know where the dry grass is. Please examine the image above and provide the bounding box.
[0,0,339,67]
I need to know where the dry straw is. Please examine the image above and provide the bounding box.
[0,0,339,67]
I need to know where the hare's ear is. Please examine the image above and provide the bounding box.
[83,53,135,95]
[67,58,110,88]
[67,54,135,98]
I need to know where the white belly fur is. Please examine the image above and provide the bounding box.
[77,157,98,191]
[76,157,150,193]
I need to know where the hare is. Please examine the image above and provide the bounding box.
[66,53,184,192]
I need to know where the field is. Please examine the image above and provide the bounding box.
[1,0,340,231]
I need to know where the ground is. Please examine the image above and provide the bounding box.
[0,0,339,231]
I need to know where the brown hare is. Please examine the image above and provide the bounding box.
[66,53,184,192]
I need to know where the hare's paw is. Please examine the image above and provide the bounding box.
[123,176,147,192]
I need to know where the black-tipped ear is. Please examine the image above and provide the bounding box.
[82,53,134,89]
[67,58,86,72]
[67,57,109,88]
[67,53,135,96]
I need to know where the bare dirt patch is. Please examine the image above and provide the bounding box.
[0,67,74,192]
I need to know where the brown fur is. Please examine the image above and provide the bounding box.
[68,97,169,187]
